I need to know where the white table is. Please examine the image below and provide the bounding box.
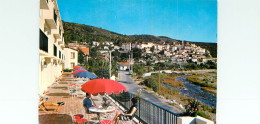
[89,106,115,121]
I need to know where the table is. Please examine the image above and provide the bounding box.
[89,106,115,121]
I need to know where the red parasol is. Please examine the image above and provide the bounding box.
[81,79,127,96]
[74,66,82,70]
[72,69,87,74]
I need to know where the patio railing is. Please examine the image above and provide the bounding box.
[110,92,180,124]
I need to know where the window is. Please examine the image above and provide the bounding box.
[59,27,61,36]
[71,52,75,59]
[39,29,48,52]
[59,51,61,59]
[71,63,75,69]
[54,9,57,24]
[54,45,57,56]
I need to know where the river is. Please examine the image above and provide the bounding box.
[163,75,216,108]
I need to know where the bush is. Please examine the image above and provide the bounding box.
[197,111,211,120]
[184,98,201,117]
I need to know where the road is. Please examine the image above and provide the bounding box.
[117,70,182,114]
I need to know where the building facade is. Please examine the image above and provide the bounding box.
[63,48,78,69]
[39,0,65,95]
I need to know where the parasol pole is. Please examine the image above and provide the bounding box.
[90,97,97,106]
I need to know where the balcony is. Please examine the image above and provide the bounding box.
[44,9,57,29]
[40,0,49,9]
[58,37,64,45]
[53,29,61,39]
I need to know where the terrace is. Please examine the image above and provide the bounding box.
[38,73,136,124]
[39,72,214,124]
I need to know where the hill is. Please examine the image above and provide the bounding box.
[62,21,217,57]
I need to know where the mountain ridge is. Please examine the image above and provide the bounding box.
[62,21,217,57]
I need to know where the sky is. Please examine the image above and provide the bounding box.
[57,0,217,43]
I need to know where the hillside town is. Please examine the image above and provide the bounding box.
[62,40,216,73]
[38,0,216,123]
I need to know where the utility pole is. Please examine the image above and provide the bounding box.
[131,51,133,72]
[158,66,160,93]
[109,51,111,79]
[129,53,131,72]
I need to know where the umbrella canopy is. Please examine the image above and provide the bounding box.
[74,66,83,70]
[72,69,87,75]
[73,71,97,79]
[81,79,127,96]
[75,68,86,71]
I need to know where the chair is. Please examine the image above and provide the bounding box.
[76,91,85,98]
[100,120,114,124]
[73,114,88,124]
[38,97,65,112]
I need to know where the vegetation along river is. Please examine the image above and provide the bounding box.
[163,75,216,108]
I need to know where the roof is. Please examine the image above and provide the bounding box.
[117,61,130,66]
[79,47,89,55]
[64,47,78,51]
[103,57,109,62]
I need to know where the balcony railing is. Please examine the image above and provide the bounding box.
[39,29,48,53]
[45,8,57,29]
[110,92,180,124]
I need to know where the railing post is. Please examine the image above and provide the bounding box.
[164,110,166,124]
[139,97,141,123]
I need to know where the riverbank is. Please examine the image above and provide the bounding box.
[138,71,217,122]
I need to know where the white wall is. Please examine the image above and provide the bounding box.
[64,48,78,69]
[38,57,63,94]
[39,0,64,95]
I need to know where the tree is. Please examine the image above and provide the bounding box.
[132,48,142,59]
[78,50,85,65]
[133,64,145,77]
[150,46,155,53]
[159,50,164,55]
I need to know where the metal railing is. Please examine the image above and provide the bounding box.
[110,92,180,124]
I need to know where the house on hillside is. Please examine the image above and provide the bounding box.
[117,61,132,71]
[63,48,78,69]
[78,47,89,63]
[121,43,131,51]
[92,41,100,46]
